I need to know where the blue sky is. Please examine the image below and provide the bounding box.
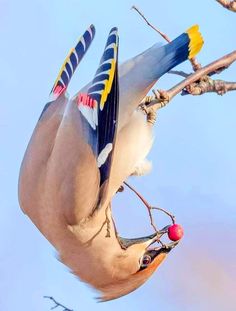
[1,0,236,310]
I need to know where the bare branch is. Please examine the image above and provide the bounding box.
[44,296,73,311]
[124,181,159,232]
[208,65,230,76]
[124,182,176,230]
[143,50,236,111]
[216,0,236,12]
[168,51,236,98]
[131,5,171,42]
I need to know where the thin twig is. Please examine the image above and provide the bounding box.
[44,296,73,311]
[124,181,158,232]
[216,0,236,12]
[124,182,176,230]
[151,207,175,224]
[131,5,171,42]
[168,70,190,78]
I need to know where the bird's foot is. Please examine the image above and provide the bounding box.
[146,107,157,125]
[139,103,157,125]
[139,89,171,124]
[152,89,170,110]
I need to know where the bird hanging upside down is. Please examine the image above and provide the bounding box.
[18,24,203,301]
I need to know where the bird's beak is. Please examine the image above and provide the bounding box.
[151,240,179,255]
[118,226,170,249]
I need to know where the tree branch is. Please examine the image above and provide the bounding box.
[44,296,73,311]
[142,51,236,112]
[183,77,236,96]
[216,0,236,12]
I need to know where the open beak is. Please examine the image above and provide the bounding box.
[152,240,179,253]
[118,226,171,249]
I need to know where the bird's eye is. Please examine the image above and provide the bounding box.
[141,254,152,267]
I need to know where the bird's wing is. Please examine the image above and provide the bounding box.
[50,25,96,100]
[38,24,96,122]
[33,27,119,225]
[74,27,119,207]
[18,25,96,224]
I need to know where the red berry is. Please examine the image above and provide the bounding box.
[168,224,184,241]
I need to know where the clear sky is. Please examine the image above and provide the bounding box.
[1,0,236,310]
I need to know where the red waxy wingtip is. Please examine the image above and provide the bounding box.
[77,93,96,108]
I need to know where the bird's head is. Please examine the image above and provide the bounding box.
[63,217,180,302]
[97,229,179,301]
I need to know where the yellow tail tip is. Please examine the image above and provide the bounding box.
[186,25,204,59]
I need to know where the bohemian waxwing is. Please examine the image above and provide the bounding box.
[19,25,203,301]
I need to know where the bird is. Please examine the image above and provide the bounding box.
[18,24,203,301]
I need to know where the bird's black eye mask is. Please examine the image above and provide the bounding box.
[139,248,167,270]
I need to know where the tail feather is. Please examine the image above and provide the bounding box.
[159,24,204,77]
[186,25,204,59]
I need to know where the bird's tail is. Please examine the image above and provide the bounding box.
[156,24,204,77]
